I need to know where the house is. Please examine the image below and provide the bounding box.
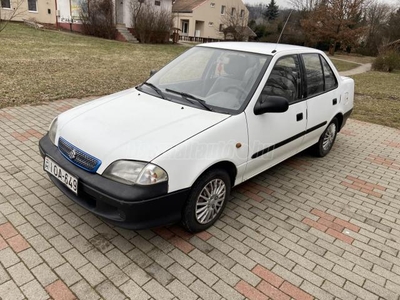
[0,0,56,25]
[172,0,253,41]
[56,0,173,40]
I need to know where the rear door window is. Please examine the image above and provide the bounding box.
[320,56,338,91]
[302,54,324,97]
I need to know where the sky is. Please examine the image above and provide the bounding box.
[243,0,399,9]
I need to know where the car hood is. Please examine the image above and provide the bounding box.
[57,88,230,173]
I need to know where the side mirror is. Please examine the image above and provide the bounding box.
[149,69,158,77]
[254,95,289,115]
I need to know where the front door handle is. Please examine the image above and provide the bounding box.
[333,98,337,105]
[296,113,303,121]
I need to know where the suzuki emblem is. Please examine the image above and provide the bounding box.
[69,149,77,160]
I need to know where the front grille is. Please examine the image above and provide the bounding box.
[58,137,101,173]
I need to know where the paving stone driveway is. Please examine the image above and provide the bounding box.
[0,98,400,300]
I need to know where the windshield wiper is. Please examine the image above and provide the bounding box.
[141,82,166,99]
[165,89,213,111]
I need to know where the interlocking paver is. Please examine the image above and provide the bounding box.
[70,280,100,300]
[45,279,76,300]
[1,100,400,299]
[0,280,25,300]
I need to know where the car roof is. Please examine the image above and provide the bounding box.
[198,42,321,56]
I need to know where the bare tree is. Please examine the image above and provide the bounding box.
[0,0,25,32]
[288,0,318,12]
[300,0,367,54]
[221,6,249,41]
[364,2,392,55]
[130,0,173,43]
[130,0,145,27]
[79,0,116,39]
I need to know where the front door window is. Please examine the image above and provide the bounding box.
[182,21,188,35]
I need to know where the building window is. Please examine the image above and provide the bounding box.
[220,5,225,14]
[208,22,214,26]
[219,24,223,32]
[231,7,236,16]
[1,0,11,8]
[240,9,244,18]
[28,0,37,11]
[154,0,160,6]
[210,2,215,7]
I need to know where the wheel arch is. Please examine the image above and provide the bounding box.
[333,113,343,132]
[194,160,238,188]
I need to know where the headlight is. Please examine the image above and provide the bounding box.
[103,160,168,185]
[48,117,58,145]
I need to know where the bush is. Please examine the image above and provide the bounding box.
[131,2,173,43]
[80,0,116,40]
[372,51,400,72]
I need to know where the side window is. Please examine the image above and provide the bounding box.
[302,54,324,97]
[320,56,338,91]
[263,55,300,103]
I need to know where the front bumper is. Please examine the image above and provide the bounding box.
[39,134,190,229]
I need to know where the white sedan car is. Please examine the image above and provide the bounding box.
[39,42,354,232]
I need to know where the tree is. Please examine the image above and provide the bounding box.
[221,6,250,41]
[386,8,400,42]
[130,1,173,43]
[264,0,279,21]
[0,0,24,33]
[300,0,366,54]
[80,0,116,39]
[363,2,392,55]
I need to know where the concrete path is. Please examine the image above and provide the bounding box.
[1,99,400,300]
[339,63,372,76]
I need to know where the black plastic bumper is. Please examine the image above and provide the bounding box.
[39,134,190,229]
[340,108,353,130]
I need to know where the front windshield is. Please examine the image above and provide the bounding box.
[143,46,271,113]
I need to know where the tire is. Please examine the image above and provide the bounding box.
[182,169,231,233]
[313,118,338,157]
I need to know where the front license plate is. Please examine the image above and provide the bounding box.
[44,157,78,194]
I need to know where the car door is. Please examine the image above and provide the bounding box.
[244,54,308,180]
[300,53,340,148]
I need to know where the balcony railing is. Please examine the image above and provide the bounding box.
[179,35,224,43]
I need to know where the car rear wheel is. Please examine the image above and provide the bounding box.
[182,169,231,233]
[313,118,338,157]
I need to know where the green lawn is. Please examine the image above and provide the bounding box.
[0,23,187,108]
[350,71,400,129]
[3,24,398,130]
[330,58,360,72]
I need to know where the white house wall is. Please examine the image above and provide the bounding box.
[0,0,56,24]
[174,0,248,39]
[126,0,173,28]
[57,0,71,23]
[56,0,172,28]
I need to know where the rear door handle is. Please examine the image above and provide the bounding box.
[296,113,303,121]
[333,98,337,105]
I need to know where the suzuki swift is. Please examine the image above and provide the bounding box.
[39,42,354,232]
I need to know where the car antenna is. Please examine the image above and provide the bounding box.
[272,10,293,53]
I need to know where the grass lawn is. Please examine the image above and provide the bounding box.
[330,58,360,72]
[0,23,187,108]
[3,23,397,130]
[328,53,375,64]
[1,23,366,109]
[350,71,400,129]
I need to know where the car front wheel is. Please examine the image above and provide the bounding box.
[313,118,338,157]
[182,169,231,233]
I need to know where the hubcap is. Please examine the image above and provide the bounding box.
[195,179,226,224]
[322,123,336,151]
